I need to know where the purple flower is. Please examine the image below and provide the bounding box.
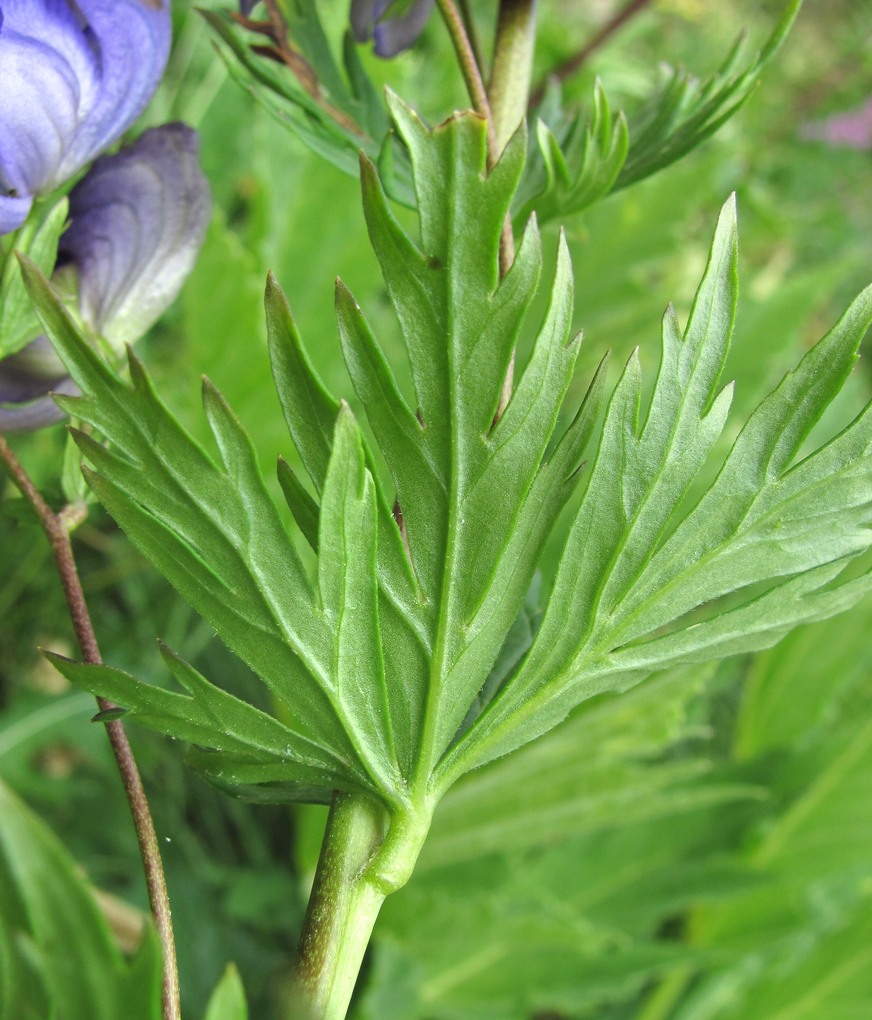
[59,124,211,345]
[0,0,172,236]
[0,125,211,433]
[800,98,872,151]
[351,0,434,58]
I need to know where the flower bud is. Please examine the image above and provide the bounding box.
[60,124,212,346]
[350,0,434,58]
[0,125,211,433]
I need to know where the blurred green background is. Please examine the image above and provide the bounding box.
[2,1,871,1016]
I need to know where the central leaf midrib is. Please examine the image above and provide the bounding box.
[415,128,475,789]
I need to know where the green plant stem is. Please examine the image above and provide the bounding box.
[489,0,538,152]
[488,0,538,415]
[295,793,430,1018]
[0,434,181,1020]
[435,0,499,165]
[457,0,485,72]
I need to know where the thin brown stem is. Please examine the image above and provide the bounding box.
[0,434,181,1020]
[435,0,500,166]
[529,0,653,108]
[232,1,366,137]
[457,0,485,74]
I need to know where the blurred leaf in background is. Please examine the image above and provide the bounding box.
[0,779,162,1020]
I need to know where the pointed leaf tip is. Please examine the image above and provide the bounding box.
[92,707,128,723]
[716,192,738,236]
[336,399,357,427]
[264,270,288,308]
[334,277,359,311]
[41,648,75,666]
[384,88,430,148]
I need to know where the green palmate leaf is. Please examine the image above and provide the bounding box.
[21,95,603,825]
[438,194,872,786]
[22,95,872,857]
[0,780,162,1020]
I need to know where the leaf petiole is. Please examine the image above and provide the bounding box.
[295,792,433,1018]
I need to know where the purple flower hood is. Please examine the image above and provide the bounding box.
[0,0,172,235]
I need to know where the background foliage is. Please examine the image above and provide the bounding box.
[2,1,871,1016]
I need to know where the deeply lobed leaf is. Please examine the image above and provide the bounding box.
[438,197,872,785]
[23,95,872,831]
[344,94,598,776]
[20,259,411,806]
